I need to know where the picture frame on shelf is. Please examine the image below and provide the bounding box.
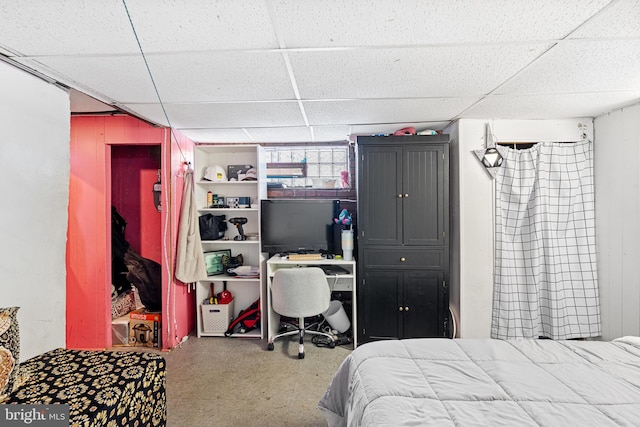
[204,249,232,276]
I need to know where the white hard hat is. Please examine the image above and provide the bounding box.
[203,165,227,182]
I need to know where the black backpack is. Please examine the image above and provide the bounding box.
[199,214,227,240]
[225,299,261,336]
[112,206,161,311]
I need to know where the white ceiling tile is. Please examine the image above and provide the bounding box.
[311,126,352,142]
[2,1,639,143]
[181,126,350,144]
[145,51,295,102]
[496,40,640,95]
[0,0,140,55]
[272,0,610,47]
[124,101,307,129]
[15,56,158,103]
[124,0,279,51]
[178,128,254,144]
[303,98,479,125]
[569,0,640,39]
[290,44,551,99]
[19,51,296,104]
[461,92,640,119]
[245,127,313,143]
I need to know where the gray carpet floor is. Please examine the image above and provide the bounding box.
[160,334,351,426]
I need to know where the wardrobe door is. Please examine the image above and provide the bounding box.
[360,269,402,341]
[402,145,446,246]
[358,145,403,246]
[402,271,445,338]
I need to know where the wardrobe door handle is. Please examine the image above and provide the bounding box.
[399,306,404,311]
[404,193,409,198]
[405,306,409,311]
[400,257,406,262]
[397,194,403,198]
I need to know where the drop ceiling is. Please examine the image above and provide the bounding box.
[1,0,639,143]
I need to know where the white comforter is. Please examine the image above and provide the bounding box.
[318,338,640,426]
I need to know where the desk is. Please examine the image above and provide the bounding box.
[266,255,357,348]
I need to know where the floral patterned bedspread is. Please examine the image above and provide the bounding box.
[5,348,166,427]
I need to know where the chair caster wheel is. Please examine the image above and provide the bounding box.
[298,352,305,359]
[329,341,336,349]
[267,342,274,351]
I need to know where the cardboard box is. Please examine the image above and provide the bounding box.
[129,309,161,347]
[130,308,161,321]
[111,314,130,346]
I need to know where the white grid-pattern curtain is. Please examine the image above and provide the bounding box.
[491,140,601,340]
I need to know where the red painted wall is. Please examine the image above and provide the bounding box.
[111,145,162,262]
[167,130,197,345]
[67,115,195,349]
[67,117,111,350]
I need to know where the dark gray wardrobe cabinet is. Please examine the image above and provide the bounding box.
[356,135,450,344]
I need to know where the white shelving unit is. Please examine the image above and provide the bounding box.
[194,144,267,338]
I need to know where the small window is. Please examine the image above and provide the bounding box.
[264,145,349,188]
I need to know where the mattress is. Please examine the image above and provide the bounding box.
[318,337,640,426]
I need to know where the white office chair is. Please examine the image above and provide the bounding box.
[268,267,335,359]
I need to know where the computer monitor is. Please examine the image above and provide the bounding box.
[260,199,340,255]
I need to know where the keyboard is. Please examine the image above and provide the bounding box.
[287,253,323,261]
[319,264,350,275]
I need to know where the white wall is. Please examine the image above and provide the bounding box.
[594,103,640,340]
[445,119,494,338]
[446,118,594,338]
[0,61,70,360]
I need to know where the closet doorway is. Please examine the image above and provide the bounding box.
[110,144,162,346]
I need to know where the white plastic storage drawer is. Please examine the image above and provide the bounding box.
[201,300,234,334]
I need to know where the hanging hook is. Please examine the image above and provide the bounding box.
[480,122,503,169]
[485,122,497,149]
[176,161,191,178]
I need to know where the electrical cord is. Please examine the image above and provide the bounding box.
[328,275,339,293]
[449,305,458,339]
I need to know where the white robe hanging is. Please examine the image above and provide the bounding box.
[175,170,207,283]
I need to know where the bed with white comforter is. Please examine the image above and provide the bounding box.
[318,337,640,426]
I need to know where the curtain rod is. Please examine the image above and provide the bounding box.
[496,141,580,145]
